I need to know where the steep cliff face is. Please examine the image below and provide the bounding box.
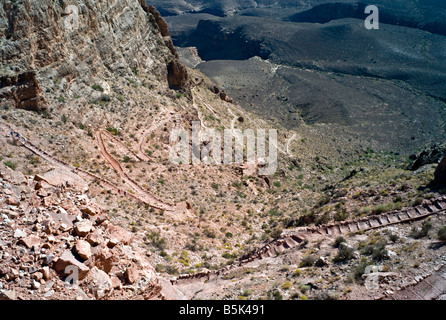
[0,0,189,110]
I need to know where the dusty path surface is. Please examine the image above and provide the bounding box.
[96,130,175,211]
[172,197,446,286]
[138,109,173,161]
[0,121,177,211]
[382,264,446,300]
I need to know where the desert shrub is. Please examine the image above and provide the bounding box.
[334,210,349,221]
[353,258,374,282]
[299,255,316,268]
[178,250,190,266]
[270,228,282,239]
[371,203,394,215]
[388,233,399,243]
[3,161,17,170]
[267,289,283,300]
[106,126,119,135]
[222,252,237,259]
[412,197,424,207]
[92,84,104,91]
[165,265,179,275]
[146,231,167,250]
[334,245,355,262]
[360,240,389,261]
[203,229,216,239]
[410,219,432,239]
[282,282,292,290]
[315,212,330,225]
[438,226,446,242]
[333,236,346,248]
[123,156,131,163]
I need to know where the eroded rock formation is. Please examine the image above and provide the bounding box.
[0,71,47,111]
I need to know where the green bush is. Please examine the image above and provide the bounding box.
[353,258,374,282]
[412,197,424,207]
[333,236,346,248]
[106,126,119,135]
[3,161,17,170]
[146,231,167,250]
[410,219,432,239]
[334,245,355,262]
[437,226,446,242]
[360,240,389,261]
[299,255,316,268]
[92,84,104,91]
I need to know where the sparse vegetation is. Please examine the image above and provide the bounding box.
[410,219,432,239]
[92,83,104,91]
[438,226,446,242]
[334,245,355,262]
[3,161,17,170]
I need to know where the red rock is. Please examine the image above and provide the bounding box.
[125,267,140,284]
[111,276,122,289]
[107,224,133,246]
[75,240,92,260]
[19,235,41,249]
[80,204,103,217]
[85,267,113,300]
[86,229,103,246]
[74,220,93,237]
[55,250,90,280]
[86,245,118,274]
[6,196,20,206]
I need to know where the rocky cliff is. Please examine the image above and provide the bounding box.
[0,0,193,300]
[0,0,190,111]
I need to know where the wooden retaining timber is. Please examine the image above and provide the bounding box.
[2,121,445,296]
[381,265,446,300]
[172,197,446,285]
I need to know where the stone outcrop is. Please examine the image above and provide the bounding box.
[167,58,190,94]
[0,0,178,102]
[408,143,445,171]
[434,153,446,185]
[147,5,171,38]
[0,71,47,111]
[0,161,173,300]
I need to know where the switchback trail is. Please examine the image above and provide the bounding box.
[381,264,446,300]
[96,130,175,211]
[172,196,446,285]
[0,121,175,210]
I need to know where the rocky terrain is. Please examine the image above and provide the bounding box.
[162,0,446,155]
[1,0,446,301]
[0,160,182,300]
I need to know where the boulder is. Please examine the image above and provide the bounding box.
[6,196,20,206]
[107,224,133,246]
[55,250,90,280]
[75,240,92,260]
[85,267,113,300]
[167,59,190,94]
[13,229,27,239]
[86,245,118,274]
[434,153,446,185]
[408,143,445,171]
[80,204,103,217]
[74,220,93,237]
[86,229,104,246]
[125,267,140,284]
[43,169,89,192]
[0,289,16,300]
[0,71,47,112]
[19,235,41,249]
